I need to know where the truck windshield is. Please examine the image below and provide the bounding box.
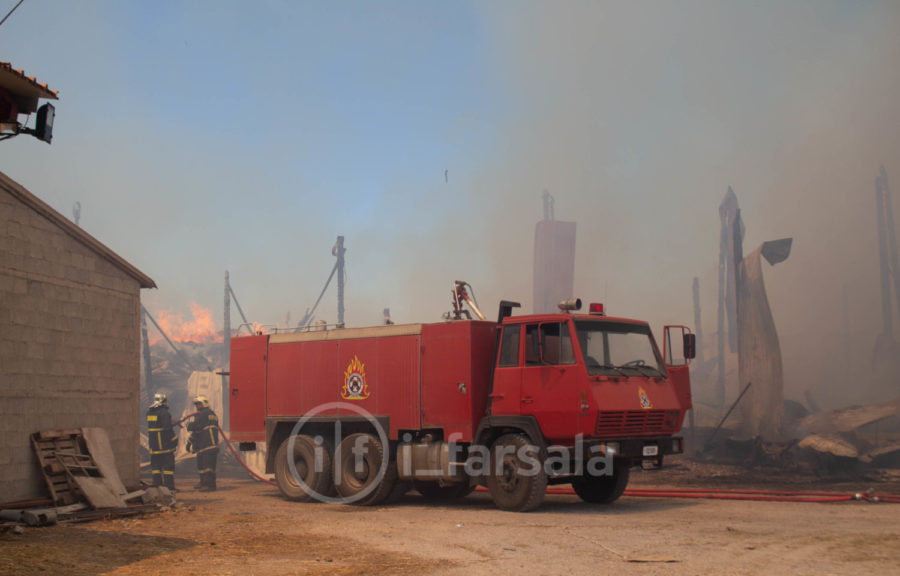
[574,320,666,377]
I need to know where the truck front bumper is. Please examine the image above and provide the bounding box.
[585,436,684,460]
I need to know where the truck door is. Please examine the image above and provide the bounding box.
[520,321,579,442]
[663,325,693,411]
[229,335,268,442]
[490,324,522,415]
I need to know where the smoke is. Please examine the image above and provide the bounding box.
[2,2,899,409]
[464,2,900,409]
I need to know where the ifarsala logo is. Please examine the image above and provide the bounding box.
[284,402,615,504]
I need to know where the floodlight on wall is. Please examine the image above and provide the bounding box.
[0,62,59,144]
[35,102,53,143]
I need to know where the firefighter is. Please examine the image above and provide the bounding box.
[186,395,219,491]
[146,392,178,490]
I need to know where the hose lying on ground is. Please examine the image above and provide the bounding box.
[543,485,898,503]
[206,422,900,502]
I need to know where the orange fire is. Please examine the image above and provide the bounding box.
[150,303,222,344]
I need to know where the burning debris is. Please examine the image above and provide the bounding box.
[689,180,900,478]
[150,303,221,346]
[140,301,227,415]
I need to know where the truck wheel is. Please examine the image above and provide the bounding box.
[334,433,397,506]
[414,481,474,501]
[487,433,547,512]
[274,434,334,502]
[572,459,630,504]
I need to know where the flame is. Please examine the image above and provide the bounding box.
[149,302,222,345]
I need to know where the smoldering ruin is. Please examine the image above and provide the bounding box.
[135,177,900,486]
[3,9,900,572]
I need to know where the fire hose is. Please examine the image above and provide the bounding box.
[541,486,899,503]
[171,411,278,486]
[179,414,900,502]
[215,424,277,487]
[211,427,900,502]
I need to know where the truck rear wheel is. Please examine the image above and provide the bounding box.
[334,433,397,506]
[274,434,333,502]
[571,459,630,504]
[487,433,546,512]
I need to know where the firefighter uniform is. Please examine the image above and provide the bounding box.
[147,396,178,490]
[187,397,219,491]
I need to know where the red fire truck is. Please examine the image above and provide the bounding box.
[229,283,694,511]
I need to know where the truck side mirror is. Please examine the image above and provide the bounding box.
[683,333,696,360]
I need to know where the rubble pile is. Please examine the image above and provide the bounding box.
[1,428,176,533]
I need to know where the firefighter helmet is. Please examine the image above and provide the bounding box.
[193,395,209,408]
[151,393,167,408]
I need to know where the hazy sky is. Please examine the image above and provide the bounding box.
[3,1,900,406]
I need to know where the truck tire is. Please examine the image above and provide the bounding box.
[334,433,397,506]
[571,459,630,504]
[414,481,474,502]
[486,433,547,512]
[274,434,334,502]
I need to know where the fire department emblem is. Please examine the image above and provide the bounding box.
[638,386,653,410]
[342,355,370,400]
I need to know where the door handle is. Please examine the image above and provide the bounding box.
[521,397,535,405]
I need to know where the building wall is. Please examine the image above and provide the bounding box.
[0,186,142,502]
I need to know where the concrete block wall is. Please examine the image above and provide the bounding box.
[0,186,143,502]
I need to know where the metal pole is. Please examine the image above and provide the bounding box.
[334,236,345,325]
[228,284,251,332]
[716,201,727,407]
[692,277,704,364]
[141,307,152,392]
[876,174,893,339]
[842,284,850,372]
[703,381,752,453]
[222,271,231,431]
[880,166,900,325]
[305,261,337,327]
[224,271,231,367]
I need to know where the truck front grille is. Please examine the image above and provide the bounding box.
[594,410,679,437]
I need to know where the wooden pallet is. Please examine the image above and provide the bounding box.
[30,430,97,506]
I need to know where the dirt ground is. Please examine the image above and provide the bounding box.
[2,458,899,576]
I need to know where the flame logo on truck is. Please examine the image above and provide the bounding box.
[638,386,653,409]
[341,355,370,400]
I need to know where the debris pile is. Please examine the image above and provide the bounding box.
[696,397,900,477]
[1,428,175,533]
[793,398,900,467]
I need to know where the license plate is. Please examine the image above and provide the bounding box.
[643,445,659,457]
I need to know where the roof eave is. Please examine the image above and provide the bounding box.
[0,171,156,289]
